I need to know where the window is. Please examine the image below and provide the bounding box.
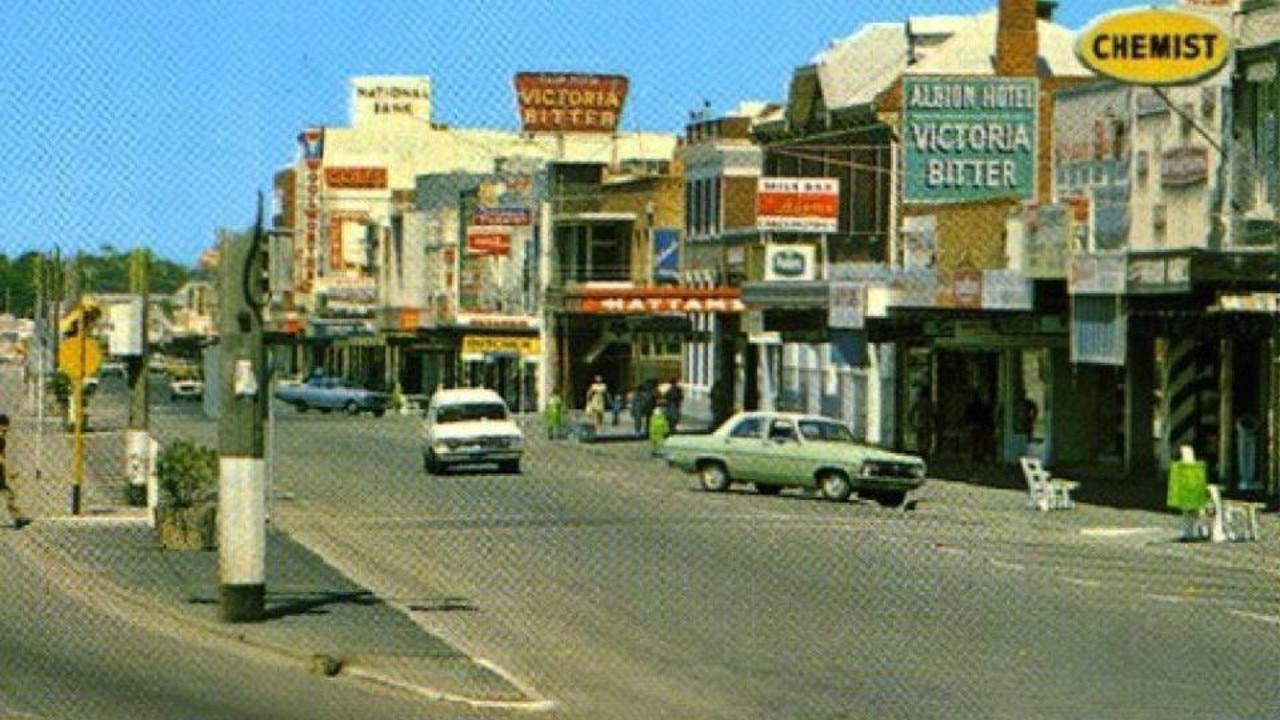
[768,420,797,442]
[798,419,855,442]
[729,417,764,439]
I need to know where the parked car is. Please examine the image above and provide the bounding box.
[273,376,388,417]
[661,411,927,506]
[169,377,204,401]
[99,360,127,379]
[421,387,523,475]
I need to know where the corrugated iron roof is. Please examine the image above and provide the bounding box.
[903,10,1090,77]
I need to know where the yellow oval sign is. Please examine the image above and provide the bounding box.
[1076,8,1230,86]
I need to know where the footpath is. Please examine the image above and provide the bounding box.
[0,376,543,710]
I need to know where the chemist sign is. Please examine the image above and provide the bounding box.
[903,76,1038,204]
[1076,8,1230,86]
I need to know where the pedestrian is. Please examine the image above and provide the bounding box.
[585,375,609,432]
[544,392,564,440]
[909,386,935,457]
[631,381,654,436]
[663,377,684,432]
[610,392,623,427]
[648,405,669,456]
[0,413,31,529]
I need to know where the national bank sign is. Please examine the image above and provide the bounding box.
[903,76,1038,204]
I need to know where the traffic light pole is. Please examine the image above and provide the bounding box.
[217,223,268,623]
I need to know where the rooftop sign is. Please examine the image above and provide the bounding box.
[1076,8,1230,86]
[514,73,628,134]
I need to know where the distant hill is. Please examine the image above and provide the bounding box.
[0,246,200,318]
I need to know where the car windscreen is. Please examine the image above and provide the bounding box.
[436,402,508,423]
[797,420,856,443]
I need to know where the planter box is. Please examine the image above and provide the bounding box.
[154,503,217,551]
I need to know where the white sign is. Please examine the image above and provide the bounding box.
[828,282,866,329]
[108,298,144,357]
[763,245,817,282]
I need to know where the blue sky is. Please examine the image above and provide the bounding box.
[0,0,1127,265]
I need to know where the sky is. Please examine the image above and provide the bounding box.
[0,0,1132,266]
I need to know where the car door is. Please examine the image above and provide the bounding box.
[719,416,768,482]
[760,418,807,486]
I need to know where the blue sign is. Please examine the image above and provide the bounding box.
[653,229,680,283]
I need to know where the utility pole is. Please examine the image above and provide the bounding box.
[218,199,270,623]
[125,249,150,506]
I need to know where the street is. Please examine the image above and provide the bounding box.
[138,393,1280,720]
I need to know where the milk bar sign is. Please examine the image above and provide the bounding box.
[903,77,1038,204]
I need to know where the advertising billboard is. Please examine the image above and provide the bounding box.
[756,177,839,233]
[514,72,629,133]
[903,77,1038,204]
[653,229,680,283]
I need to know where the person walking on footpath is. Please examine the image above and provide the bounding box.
[663,377,684,432]
[630,381,654,436]
[585,375,609,433]
[0,413,31,529]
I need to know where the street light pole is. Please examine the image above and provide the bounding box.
[217,201,270,623]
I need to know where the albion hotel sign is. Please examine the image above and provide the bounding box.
[903,77,1038,204]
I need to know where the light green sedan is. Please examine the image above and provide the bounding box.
[661,411,927,506]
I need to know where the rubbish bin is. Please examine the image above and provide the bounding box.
[1235,415,1258,491]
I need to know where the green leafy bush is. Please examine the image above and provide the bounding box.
[155,439,217,508]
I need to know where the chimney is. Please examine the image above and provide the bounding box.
[996,0,1039,77]
[1037,1,1057,21]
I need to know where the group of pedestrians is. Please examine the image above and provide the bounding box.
[581,376,684,436]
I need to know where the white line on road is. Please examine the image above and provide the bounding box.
[1143,594,1187,604]
[1059,576,1103,588]
[1228,610,1280,625]
[989,559,1026,572]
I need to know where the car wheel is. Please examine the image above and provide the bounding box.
[296,404,309,413]
[345,401,360,416]
[870,490,907,508]
[372,408,386,418]
[753,483,782,496]
[499,459,521,474]
[819,472,852,502]
[699,462,731,492]
[424,451,442,475]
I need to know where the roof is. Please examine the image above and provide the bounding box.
[431,387,506,405]
[813,23,909,111]
[903,9,1090,77]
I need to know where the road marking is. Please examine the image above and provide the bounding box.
[1079,527,1167,538]
[1229,610,1280,625]
[1060,576,1103,588]
[1143,593,1186,604]
[989,559,1026,572]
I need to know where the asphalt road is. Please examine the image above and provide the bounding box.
[227,406,1280,720]
[11,370,1279,719]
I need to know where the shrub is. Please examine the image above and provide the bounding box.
[155,439,218,508]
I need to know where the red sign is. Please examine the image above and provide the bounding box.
[949,268,984,308]
[515,73,628,133]
[398,309,420,331]
[573,287,744,314]
[466,230,511,256]
[756,177,840,233]
[325,166,388,190]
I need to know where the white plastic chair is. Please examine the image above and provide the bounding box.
[1019,456,1079,511]
[1206,484,1263,543]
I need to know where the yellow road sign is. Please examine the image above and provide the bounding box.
[58,334,103,380]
